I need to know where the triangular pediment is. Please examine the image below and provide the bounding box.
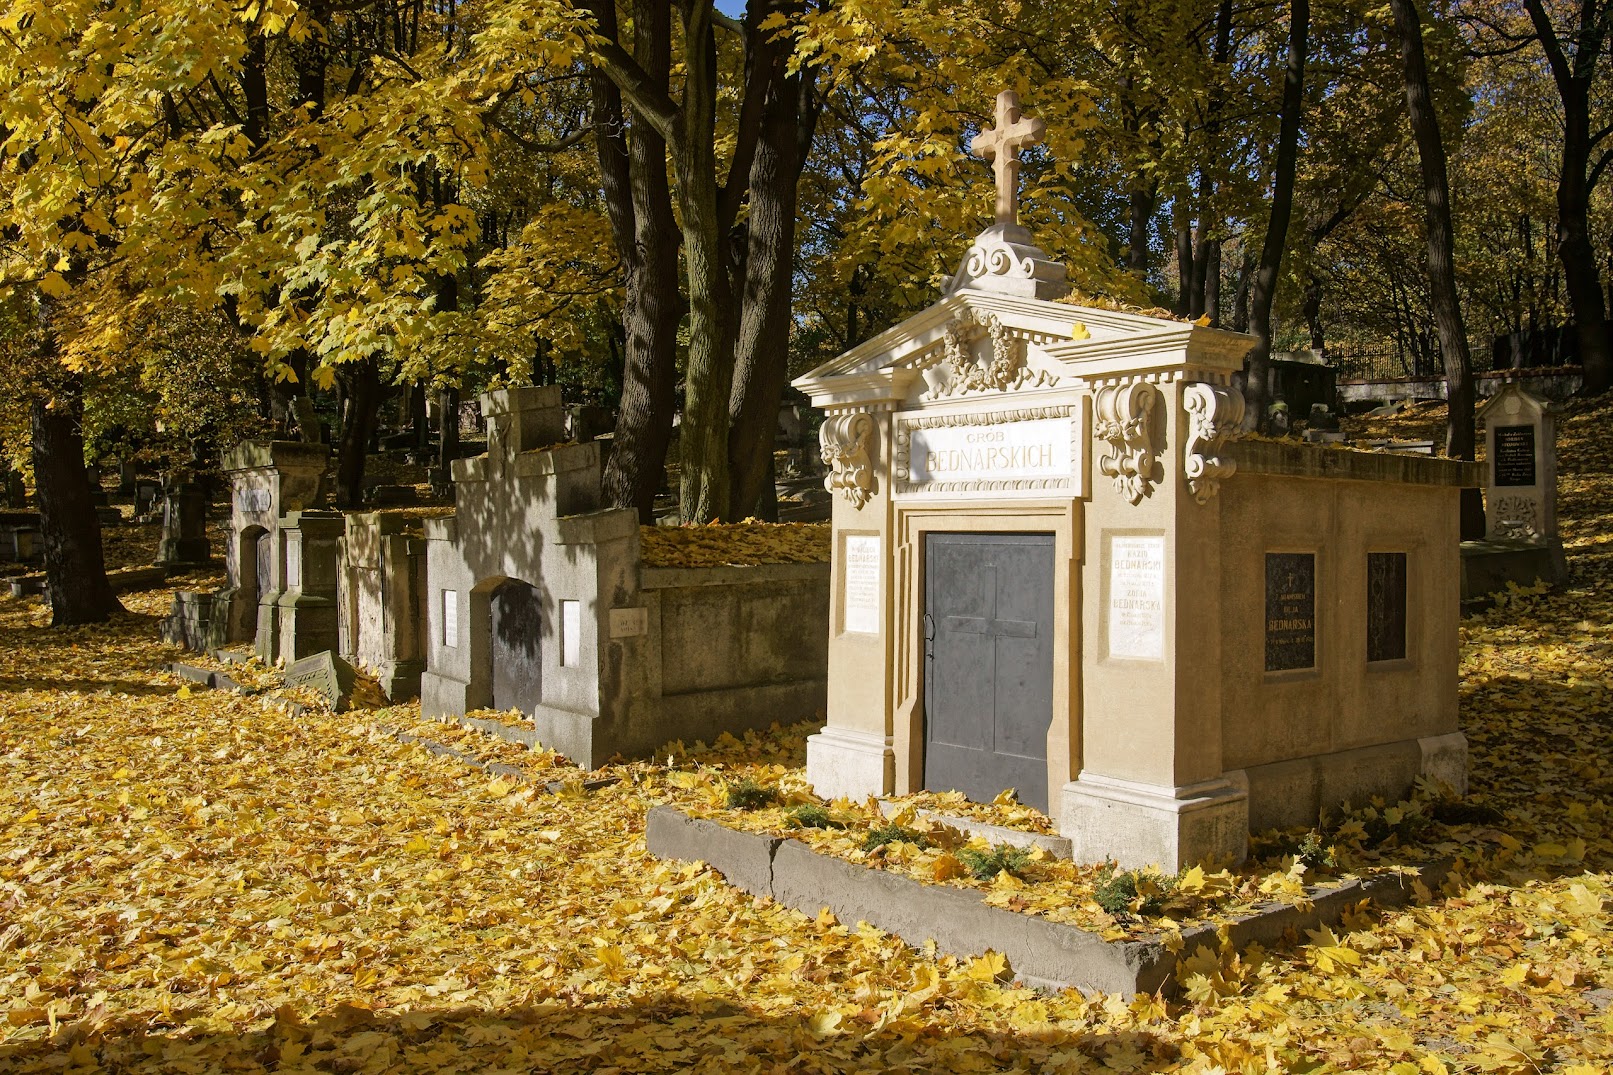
[793,288,1253,409]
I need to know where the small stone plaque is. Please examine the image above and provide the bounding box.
[1493,425,1537,487]
[1366,552,1408,663]
[284,536,302,589]
[1265,553,1316,672]
[285,651,356,711]
[1107,535,1165,661]
[609,606,648,639]
[236,488,272,514]
[561,599,581,666]
[442,590,458,647]
[842,535,880,635]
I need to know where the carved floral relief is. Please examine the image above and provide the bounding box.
[923,309,1057,400]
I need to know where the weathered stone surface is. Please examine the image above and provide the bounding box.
[160,591,230,653]
[645,805,781,898]
[285,651,357,711]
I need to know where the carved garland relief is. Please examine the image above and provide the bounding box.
[820,411,877,509]
[921,309,1058,400]
[1182,382,1245,504]
[1094,382,1161,505]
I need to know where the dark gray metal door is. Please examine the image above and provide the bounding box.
[491,579,543,714]
[923,532,1056,812]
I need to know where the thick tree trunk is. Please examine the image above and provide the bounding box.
[674,4,734,523]
[436,387,460,473]
[727,6,819,518]
[31,374,122,626]
[1392,0,1485,538]
[334,359,381,508]
[1245,0,1309,427]
[1523,0,1613,395]
[593,0,681,524]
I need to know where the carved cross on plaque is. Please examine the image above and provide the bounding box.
[970,90,1045,227]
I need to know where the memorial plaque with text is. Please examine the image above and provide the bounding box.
[1107,535,1165,660]
[842,535,880,634]
[1366,552,1408,663]
[1493,425,1537,487]
[1265,552,1316,672]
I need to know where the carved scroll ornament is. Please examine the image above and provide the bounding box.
[1094,382,1161,505]
[1182,382,1246,504]
[819,412,876,509]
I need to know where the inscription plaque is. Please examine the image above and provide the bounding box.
[1107,535,1165,661]
[1265,552,1316,672]
[843,535,880,634]
[1366,552,1408,663]
[441,590,458,647]
[1493,425,1537,487]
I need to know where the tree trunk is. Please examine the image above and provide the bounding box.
[1392,0,1484,538]
[1245,0,1309,427]
[409,382,429,454]
[727,5,819,518]
[1523,0,1613,395]
[437,386,460,474]
[592,0,681,524]
[334,359,381,508]
[31,373,122,626]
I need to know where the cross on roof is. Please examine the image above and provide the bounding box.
[969,90,1045,227]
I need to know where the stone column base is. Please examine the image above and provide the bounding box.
[1418,731,1468,797]
[420,671,470,719]
[374,659,425,702]
[1059,772,1249,871]
[806,727,893,803]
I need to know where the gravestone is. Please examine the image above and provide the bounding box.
[285,650,357,711]
[791,89,1477,871]
[220,441,329,648]
[1478,384,1558,543]
[1,470,24,509]
[1470,383,1567,588]
[260,509,344,664]
[155,483,213,570]
[134,479,163,520]
[118,459,137,495]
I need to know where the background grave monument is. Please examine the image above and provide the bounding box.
[793,92,1479,871]
[420,387,829,768]
[1460,384,1568,599]
[219,441,330,647]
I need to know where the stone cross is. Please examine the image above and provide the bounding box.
[970,90,1045,227]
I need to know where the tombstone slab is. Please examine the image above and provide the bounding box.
[1468,383,1567,591]
[285,650,357,711]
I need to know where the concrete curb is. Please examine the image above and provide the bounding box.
[645,804,1450,997]
[383,724,619,796]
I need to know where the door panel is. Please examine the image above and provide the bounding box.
[491,579,543,715]
[923,532,1056,812]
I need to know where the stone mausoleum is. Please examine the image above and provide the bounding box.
[419,386,829,767]
[794,92,1480,870]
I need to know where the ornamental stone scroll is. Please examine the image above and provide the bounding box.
[819,411,877,509]
[1182,382,1246,504]
[1094,382,1161,505]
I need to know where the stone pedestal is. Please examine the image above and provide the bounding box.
[155,483,213,570]
[221,440,329,646]
[259,510,344,664]
[1060,775,1248,872]
[340,512,426,700]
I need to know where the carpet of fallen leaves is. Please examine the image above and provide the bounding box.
[640,522,830,569]
[1,404,1611,1073]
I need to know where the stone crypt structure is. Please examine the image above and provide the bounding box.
[794,91,1480,870]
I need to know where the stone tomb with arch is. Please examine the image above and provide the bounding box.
[419,386,830,768]
[793,92,1477,871]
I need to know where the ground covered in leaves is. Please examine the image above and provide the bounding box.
[1,402,1612,1072]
